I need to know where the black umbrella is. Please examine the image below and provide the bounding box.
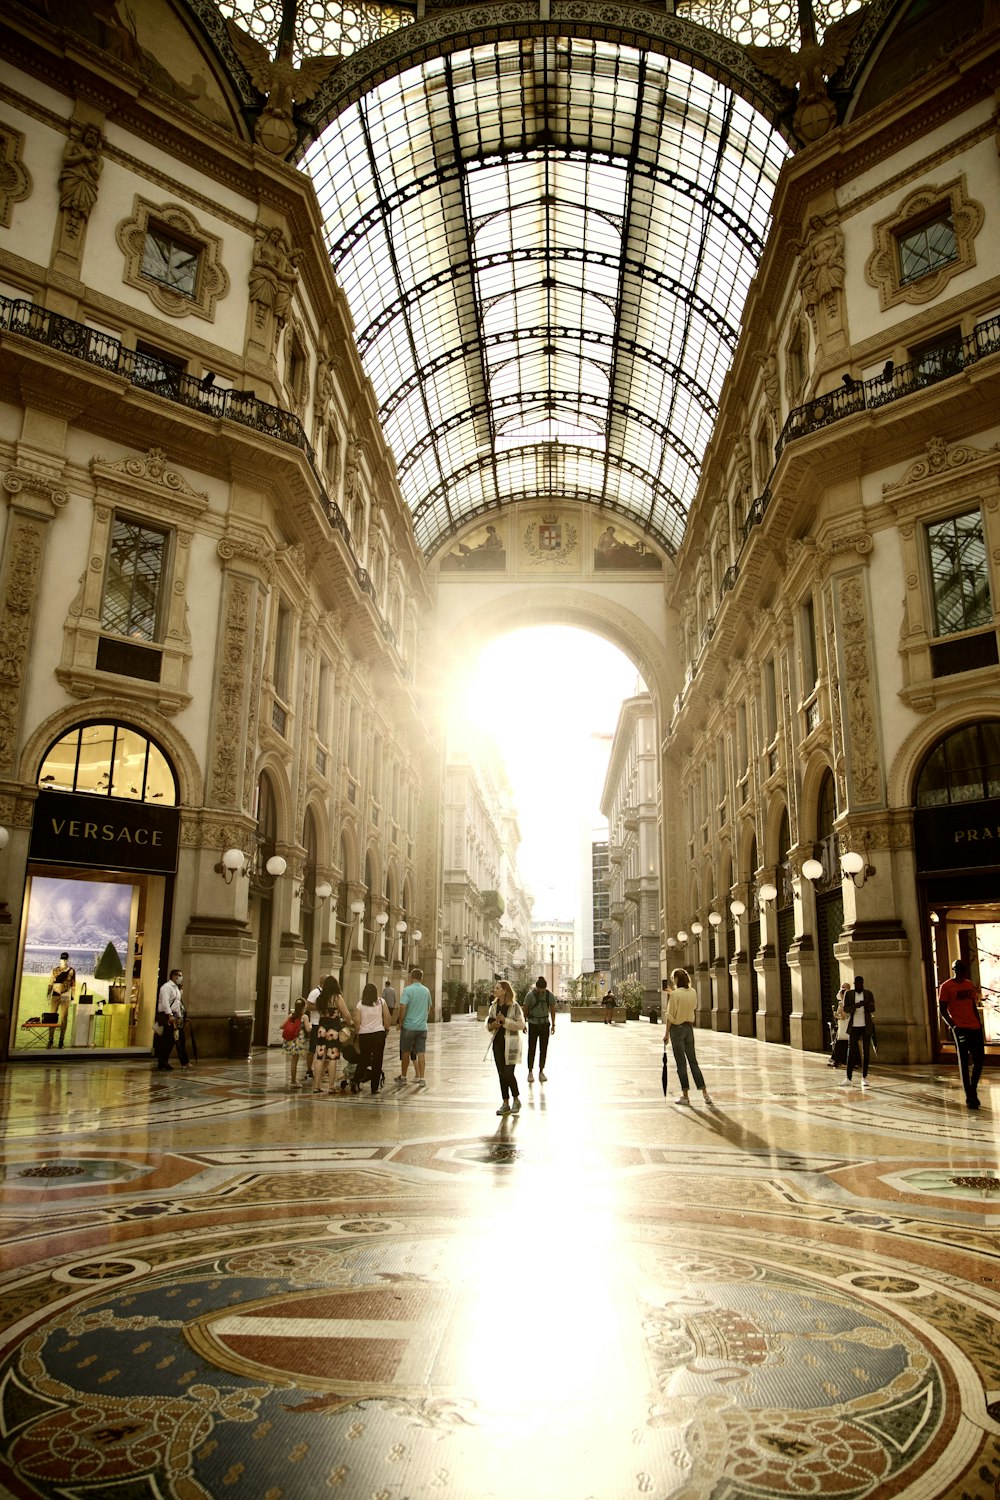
[661,1045,669,1096]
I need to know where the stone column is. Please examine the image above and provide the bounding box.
[754,869,783,1044]
[728,883,755,1038]
[786,850,824,1052]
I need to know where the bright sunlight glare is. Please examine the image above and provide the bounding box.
[453,626,644,918]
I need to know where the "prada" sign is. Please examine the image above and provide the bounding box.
[30,791,179,874]
[915,803,1000,874]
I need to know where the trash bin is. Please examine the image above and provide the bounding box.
[648,1008,659,1024]
[228,1012,254,1058]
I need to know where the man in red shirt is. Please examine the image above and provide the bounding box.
[938,959,984,1110]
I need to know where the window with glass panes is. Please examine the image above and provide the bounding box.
[927,510,992,636]
[897,212,957,286]
[102,517,167,641]
[141,226,200,297]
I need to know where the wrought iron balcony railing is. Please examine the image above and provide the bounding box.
[0,293,396,626]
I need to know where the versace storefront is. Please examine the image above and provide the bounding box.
[10,722,179,1056]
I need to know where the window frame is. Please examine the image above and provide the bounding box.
[925,506,993,640]
[140,223,202,300]
[100,512,171,644]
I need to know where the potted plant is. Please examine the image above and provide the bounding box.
[617,978,646,1022]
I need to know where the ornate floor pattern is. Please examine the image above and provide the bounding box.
[0,1020,998,1499]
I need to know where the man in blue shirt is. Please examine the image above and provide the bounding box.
[395,966,432,1088]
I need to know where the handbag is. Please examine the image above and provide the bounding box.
[281,1015,302,1042]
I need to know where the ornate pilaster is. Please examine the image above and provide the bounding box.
[0,466,69,774]
[208,534,273,813]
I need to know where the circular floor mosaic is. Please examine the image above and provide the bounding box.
[0,1223,977,1500]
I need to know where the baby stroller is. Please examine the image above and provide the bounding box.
[336,1026,362,1092]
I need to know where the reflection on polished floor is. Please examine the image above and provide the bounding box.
[0,1018,998,1500]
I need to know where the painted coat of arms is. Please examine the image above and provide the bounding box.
[523,512,578,566]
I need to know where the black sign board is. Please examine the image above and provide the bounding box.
[30,790,180,875]
[914,801,1000,874]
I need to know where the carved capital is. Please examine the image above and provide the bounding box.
[3,466,69,511]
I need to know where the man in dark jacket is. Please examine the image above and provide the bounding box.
[523,975,556,1082]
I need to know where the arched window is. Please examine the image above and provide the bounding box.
[252,773,278,889]
[38,722,176,804]
[817,771,836,839]
[916,722,1000,808]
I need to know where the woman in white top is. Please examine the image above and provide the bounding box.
[354,982,392,1095]
[663,967,712,1107]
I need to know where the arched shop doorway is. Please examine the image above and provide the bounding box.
[914,720,1000,1063]
[12,721,179,1056]
[251,772,280,1046]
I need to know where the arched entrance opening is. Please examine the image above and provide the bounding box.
[251,772,280,1045]
[914,720,1000,1062]
[301,807,320,995]
[440,619,653,1011]
[812,770,844,1038]
[12,721,179,1055]
[775,808,794,1045]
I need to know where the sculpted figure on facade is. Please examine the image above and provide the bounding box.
[797,215,845,328]
[747,11,864,142]
[226,23,341,157]
[249,225,301,329]
[758,347,781,424]
[58,121,103,233]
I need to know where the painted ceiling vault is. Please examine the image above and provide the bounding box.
[210,0,869,557]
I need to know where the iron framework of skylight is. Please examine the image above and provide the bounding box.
[304,36,791,557]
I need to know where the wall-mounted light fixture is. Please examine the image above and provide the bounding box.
[666,937,677,949]
[708,911,723,929]
[729,898,746,918]
[758,882,778,905]
[215,847,247,884]
[367,909,389,963]
[257,853,287,887]
[841,847,875,887]
[677,929,688,944]
[395,919,408,966]
[298,877,333,913]
[0,826,8,851]
[690,920,704,936]
[801,856,825,882]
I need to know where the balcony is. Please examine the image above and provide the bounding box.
[0,292,394,625]
[624,878,641,905]
[610,902,626,924]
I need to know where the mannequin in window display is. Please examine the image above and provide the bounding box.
[46,952,76,1049]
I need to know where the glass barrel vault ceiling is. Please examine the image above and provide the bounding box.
[304,38,792,557]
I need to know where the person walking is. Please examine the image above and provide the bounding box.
[302,974,328,1083]
[603,989,617,1025]
[382,978,397,1017]
[154,969,188,1071]
[938,959,984,1109]
[354,982,391,1094]
[840,975,876,1089]
[396,966,432,1087]
[281,998,308,1088]
[487,978,526,1114]
[523,975,556,1081]
[829,981,851,1068]
[311,976,352,1094]
[663,967,711,1105]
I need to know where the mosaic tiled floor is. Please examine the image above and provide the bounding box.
[0,1019,998,1499]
